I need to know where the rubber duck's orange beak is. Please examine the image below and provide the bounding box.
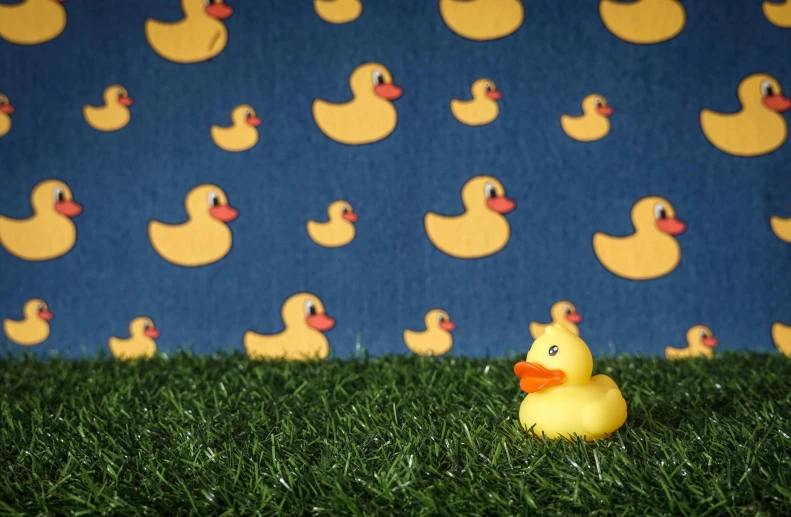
[514,361,565,393]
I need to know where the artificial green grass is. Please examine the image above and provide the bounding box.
[1,351,790,516]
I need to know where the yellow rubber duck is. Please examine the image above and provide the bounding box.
[108,317,160,361]
[424,175,516,259]
[700,73,791,157]
[210,104,261,152]
[0,179,82,262]
[0,0,67,46]
[403,309,456,356]
[83,85,134,133]
[0,93,14,138]
[560,94,613,142]
[772,321,791,358]
[306,200,359,248]
[145,0,233,64]
[313,62,403,145]
[529,301,583,340]
[664,325,719,360]
[593,196,686,280]
[450,79,502,126]
[514,324,627,441]
[244,293,336,361]
[599,0,685,45]
[770,207,791,243]
[763,0,791,28]
[314,0,362,24]
[3,299,53,346]
[439,0,524,41]
[148,184,238,267]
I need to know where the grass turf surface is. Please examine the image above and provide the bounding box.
[1,352,790,516]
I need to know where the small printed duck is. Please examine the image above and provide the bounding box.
[664,325,719,360]
[306,200,359,248]
[108,317,160,360]
[529,301,582,339]
[3,298,53,346]
[210,104,262,152]
[450,79,502,126]
[83,85,134,132]
[403,309,456,356]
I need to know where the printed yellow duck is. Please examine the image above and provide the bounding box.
[763,0,791,28]
[424,175,516,259]
[700,73,791,157]
[529,301,583,340]
[148,184,238,267]
[599,0,685,45]
[772,321,791,358]
[145,0,233,64]
[403,309,456,356]
[561,94,613,142]
[0,94,14,138]
[314,0,362,24]
[0,179,82,262]
[3,299,53,346]
[593,196,685,280]
[83,85,134,132]
[439,0,524,41]
[770,207,791,243]
[210,105,262,152]
[514,324,627,441]
[244,293,336,361]
[450,79,502,126]
[108,317,160,361]
[307,200,359,248]
[665,325,719,360]
[0,0,67,46]
[313,62,403,145]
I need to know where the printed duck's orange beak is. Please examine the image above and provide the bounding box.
[514,361,565,393]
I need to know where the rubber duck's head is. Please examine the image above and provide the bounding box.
[471,79,502,101]
[738,73,791,113]
[550,301,582,325]
[103,85,133,107]
[0,93,14,116]
[24,299,53,322]
[631,196,686,236]
[425,309,456,332]
[185,0,233,20]
[231,105,262,128]
[31,179,83,218]
[130,317,160,339]
[514,324,592,393]
[349,63,403,101]
[328,200,358,223]
[582,94,612,117]
[461,175,516,214]
[687,325,718,349]
[184,184,239,223]
[281,293,336,332]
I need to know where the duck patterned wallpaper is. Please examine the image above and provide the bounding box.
[1,0,791,361]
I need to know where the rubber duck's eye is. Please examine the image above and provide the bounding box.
[653,203,667,220]
[304,300,317,316]
[372,70,385,86]
[484,182,496,199]
[208,192,220,207]
[761,80,774,97]
[548,345,559,357]
[53,187,65,202]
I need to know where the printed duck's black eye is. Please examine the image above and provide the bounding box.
[372,70,385,86]
[548,345,559,357]
[484,182,496,199]
[53,188,65,202]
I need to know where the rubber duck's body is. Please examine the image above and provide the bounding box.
[0,179,82,261]
[514,324,627,441]
[313,62,403,145]
[3,299,53,346]
[450,79,502,126]
[593,196,685,280]
[599,0,685,45]
[0,0,67,46]
[561,94,613,142]
[403,309,456,356]
[148,184,238,267]
[210,105,261,152]
[145,0,233,64]
[772,321,791,358]
[771,209,791,243]
[763,1,791,28]
[439,0,524,41]
[108,317,160,360]
[665,325,719,360]
[83,85,134,132]
[307,200,359,248]
[0,94,14,137]
[700,74,790,157]
[529,301,582,339]
[314,0,362,24]
[424,175,516,259]
[244,293,335,361]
